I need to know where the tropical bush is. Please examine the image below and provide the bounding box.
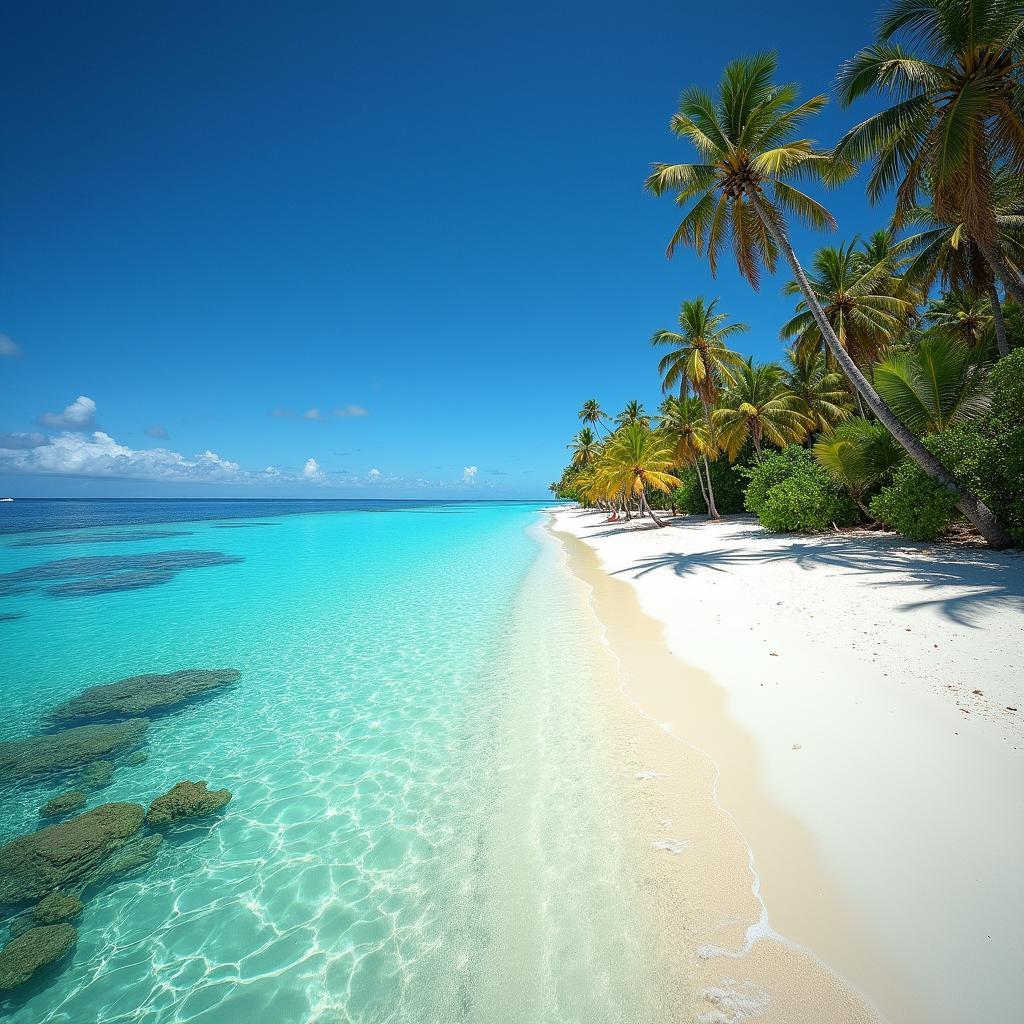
[744,446,857,533]
[673,458,747,515]
[869,463,958,541]
[813,420,905,515]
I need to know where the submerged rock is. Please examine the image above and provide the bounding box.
[123,751,148,766]
[146,781,232,826]
[39,791,86,819]
[0,924,77,991]
[79,761,114,791]
[0,719,149,781]
[0,802,144,906]
[82,833,163,892]
[48,668,241,725]
[32,891,83,925]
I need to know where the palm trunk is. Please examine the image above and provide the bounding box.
[697,396,721,519]
[989,281,1010,359]
[700,456,720,518]
[640,488,668,527]
[748,190,1011,549]
[694,457,710,507]
[978,238,1024,309]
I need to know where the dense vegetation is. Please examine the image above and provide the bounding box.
[551,1,1024,548]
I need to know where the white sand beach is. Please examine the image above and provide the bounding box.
[548,507,1024,1024]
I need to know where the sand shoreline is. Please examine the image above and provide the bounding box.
[546,507,1024,1024]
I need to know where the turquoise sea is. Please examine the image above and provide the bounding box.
[0,500,673,1023]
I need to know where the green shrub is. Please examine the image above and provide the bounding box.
[986,348,1024,537]
[744,446,857,532]
[674,457,747,515]
[869,462,958,541]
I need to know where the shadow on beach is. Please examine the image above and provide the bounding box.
[564,510,1024,628]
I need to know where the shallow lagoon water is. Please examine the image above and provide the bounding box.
[0,501,671,1022]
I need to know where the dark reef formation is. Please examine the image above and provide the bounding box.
[0,550,243,599]
[39,792,86,819]
[32,892,83,926]
[48,668,242,725]
[79,761,114,791]
[0,924,77,991]
[146,781,233,826]
[0,719,149,782]
[0,802,146,906]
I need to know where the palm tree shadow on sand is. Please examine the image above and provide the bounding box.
[610,527,1024,628]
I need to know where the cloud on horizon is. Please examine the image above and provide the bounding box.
[40,395,96,430]
[0,432,47,450]
[334,405,368,418]
[0,334,21,358]
[0,431,497,493]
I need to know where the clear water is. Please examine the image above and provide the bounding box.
[0,501,669,1022]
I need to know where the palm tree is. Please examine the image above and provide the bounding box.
[594,423,681,527]
[713,360,810,459]
[925,290,993,346]
[895,177,1024,358]
[783,347,853,436]
[780,239,917,368]
[835,0,1024,306]
[814,420,905,518]
[644,52,1010,547]
[873,332,991,434]
[651,297,746,517]
[658,395,719,514]
[578,399,611,435]
[614,400,651,429]
[567,427,601,468]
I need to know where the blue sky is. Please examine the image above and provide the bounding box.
[0,0,887,498]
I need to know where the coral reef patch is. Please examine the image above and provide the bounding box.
[48,668,242,725]
[0,720,149,782]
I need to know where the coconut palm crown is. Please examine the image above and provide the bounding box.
[835,0,1024,299]
[644,51,851,288]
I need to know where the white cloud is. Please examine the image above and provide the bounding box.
[0,334,21,358]
[40,395,97,430]
[0,431,248,482]
[462,465,478,484]
[144,424,169,439]
[303,408,322,420]
[270,408,295,418]
[333,405,368,418]
[0,432,46,450]
[368,467,381,480]
[302,457,324,481]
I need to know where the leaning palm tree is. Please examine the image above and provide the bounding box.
[594,423,681,527]
[835,0,1024,306]
[873,331,991,434]
[814,420,905,518]
[658,395,719,515]
[644,51,1010,546]
[713,360,810,460]
[614,400,651,429]
[783,347,853,436]
[578,399,611,435]
[780,239,917,368]
[925,290,993,346]
[567,427,601,468]
[651,297,747,517]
